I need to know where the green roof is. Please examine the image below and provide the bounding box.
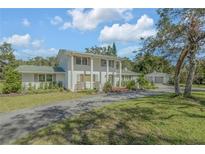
[17,65,65,73]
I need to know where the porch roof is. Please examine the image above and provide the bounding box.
[121,70,139,76]
[16,65,65,74]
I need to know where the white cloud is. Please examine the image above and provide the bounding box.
[118,45,139,58]
[22,18,31,27]
[61,8,133,30]
[50,16,63,25]
[1,34,58,59]
[99,14,156,42]
[1,34,31,47]
[31,40,44,49]
[48,48,58,53]
[60,22,72,30]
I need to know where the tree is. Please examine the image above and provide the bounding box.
[85,43,117,56]
[0,42,16,79]
[112,42,117,56]
[2,66,21,94]
[17,56,57,66]
[133,52,174,74]
[141,9,205,96]
[193,59,205,84]
[121,57,134,71]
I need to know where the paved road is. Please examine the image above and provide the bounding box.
[0,90,163,145]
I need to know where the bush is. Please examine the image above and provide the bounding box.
[2,67,21,94]
[44,82,48,90]
[78,89,97,94]
[58,81,63,88]
[53,81,58,89]
[103,81,112,93]
[137,74,156,89]
[39,82,44,89]
[137,74,149,89]
[126,80,136,90]
[28,83,33,91]
[48,82,53,89]
[168,77,174,85]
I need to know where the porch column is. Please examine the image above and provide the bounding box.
[90,57,93,89]
[119,61,122,87]
[71,55,74,91]
[106,59,109,81]
[113,61,116,87]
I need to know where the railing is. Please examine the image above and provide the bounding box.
[75,82,100,91]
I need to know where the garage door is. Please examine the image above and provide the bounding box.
[154,77,164,83]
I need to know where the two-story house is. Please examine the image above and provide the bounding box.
[17,50,139,91]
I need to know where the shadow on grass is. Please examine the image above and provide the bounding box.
[14,92,205,145]
[16,102,205,145]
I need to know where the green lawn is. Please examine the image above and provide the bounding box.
[0,92,89,113]
[15,91,205,145]
[180,84,205,88]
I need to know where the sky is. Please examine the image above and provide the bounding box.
[0,8,159,60]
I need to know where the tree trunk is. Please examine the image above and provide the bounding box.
[174,75,181,95]
[184,52,196,97]
[174,47,189,95]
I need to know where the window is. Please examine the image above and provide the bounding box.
[101,59,107,67]
[82,57,88,65]
[109,60,114,68]
[34,74,38,82]
[39,74,45,82]
[76,57,81,65]
[46,74,53,82]
[116,62,119,69]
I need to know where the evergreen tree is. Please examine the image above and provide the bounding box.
[112,42,117,56]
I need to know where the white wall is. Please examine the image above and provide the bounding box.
[21,73,65,89]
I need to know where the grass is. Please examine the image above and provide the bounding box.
[15,91,205,145]
[180,84,205,88]
[0,91,89,113]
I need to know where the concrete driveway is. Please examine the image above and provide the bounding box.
[0,90,163,145]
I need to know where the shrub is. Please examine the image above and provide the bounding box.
[137,74,150,89]
[44,82,48,90]
[79,89,97,94]
[58,81,63,88]
[103,81,112,93]
[28,83,33,91]
[48,82,53,89]
[39,82,44,89]
[2,67,21,94]
[53,81,58,89]
[126,80,136,90]
[168,77,174,85]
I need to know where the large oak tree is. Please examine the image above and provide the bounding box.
[141,9,205,96]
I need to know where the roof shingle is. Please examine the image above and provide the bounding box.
[16,65,65,73]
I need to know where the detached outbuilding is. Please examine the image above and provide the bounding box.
[146,71,170,84]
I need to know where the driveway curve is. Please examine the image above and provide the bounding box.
[0,90,163,144]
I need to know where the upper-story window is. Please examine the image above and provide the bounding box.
[101,59,107,67]
[82,57,88,65]
[116,61,119,69]
[76,57,81,65]
[75,56,89,65]
[109,60,114,68]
